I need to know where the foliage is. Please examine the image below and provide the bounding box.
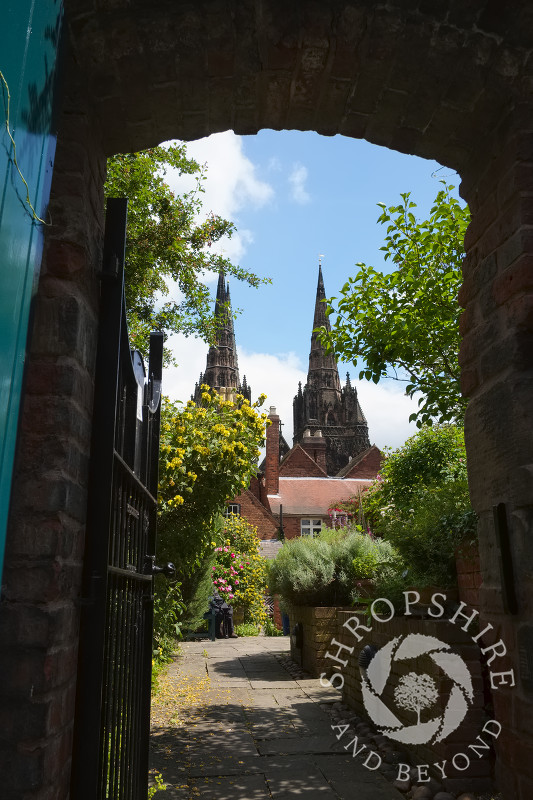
[356,425,477,590]
[375,424,467,517]
[148,772,167,799]
[333,526,402,604]
[268,536,336,606]
[105,143,266,361]
[235,622,260,637]
[383,480,476,587]
[319,183,470,426]
[158,387,268,516]
[268,527,400,607]
[153,582,184,663]
[263,617,284,636]
[155,388,268,636]
[213,515,268,626]
[177,551,217,633]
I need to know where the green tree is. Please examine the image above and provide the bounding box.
[105,143,265,360]
[373,424,468,514]
[319,183,470,426]
[360,426,476,589]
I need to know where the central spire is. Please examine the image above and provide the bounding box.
[293,263,371,474]
[307,265,341,391]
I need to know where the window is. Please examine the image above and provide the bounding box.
[224,504,241,517]
[301,518,322,537]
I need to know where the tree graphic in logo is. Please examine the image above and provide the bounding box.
[361,633,474,745]
[393,672,438,725]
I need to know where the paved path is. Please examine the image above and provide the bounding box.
[150,637,403,800]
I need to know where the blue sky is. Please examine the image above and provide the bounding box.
[163,130,461,451]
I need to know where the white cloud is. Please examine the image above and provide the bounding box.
[163,333,419,455]
[355,380,419,451]
[162,334,209,403]
[288,163,311,204]
[237,347,307,445]
[163,132,274,260]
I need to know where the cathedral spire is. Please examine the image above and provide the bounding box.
[307,265,340,389]
[192,269,251,402]
[292,263,370,474]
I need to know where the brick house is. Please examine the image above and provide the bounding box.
[257,407,380,542]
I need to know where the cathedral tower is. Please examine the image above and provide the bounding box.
[293,265,370,474]
[193,270,251,403]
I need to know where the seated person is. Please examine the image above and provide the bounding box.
[208,592,238,639]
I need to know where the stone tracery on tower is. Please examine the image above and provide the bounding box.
[192,270,251,404]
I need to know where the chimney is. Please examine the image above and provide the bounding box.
[265,406,280,495]
[300,430,327,473]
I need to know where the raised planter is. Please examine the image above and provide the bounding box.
[288,605,343,677]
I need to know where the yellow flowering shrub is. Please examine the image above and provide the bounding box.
[155,386,268,637]
[159,386,268,514]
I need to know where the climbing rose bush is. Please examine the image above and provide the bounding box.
[213,516,268,626]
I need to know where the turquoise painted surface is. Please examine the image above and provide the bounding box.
[0,1,63,580]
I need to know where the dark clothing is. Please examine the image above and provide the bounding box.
[209,594,236,638]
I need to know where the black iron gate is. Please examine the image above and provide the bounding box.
[71,199,164,800]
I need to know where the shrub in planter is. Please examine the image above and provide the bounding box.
[268,536,336,606]
[332,530,401,604]
[267,527,402,607]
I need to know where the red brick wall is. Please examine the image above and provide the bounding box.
[344,446,382,479]
[264,410,280,495]
[282,516,302,540]
[458,105,533,798]
[280,445,327,477]
[231,489,279,540]
[456,543,482,610]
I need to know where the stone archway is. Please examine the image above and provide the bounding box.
[4,2,533,798]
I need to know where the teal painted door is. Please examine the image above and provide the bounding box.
[0,1,63,580]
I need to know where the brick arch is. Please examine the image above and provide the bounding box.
[4,2,533,798]
[69,0,528,168]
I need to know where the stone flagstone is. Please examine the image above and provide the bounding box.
[150,637,403,800]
